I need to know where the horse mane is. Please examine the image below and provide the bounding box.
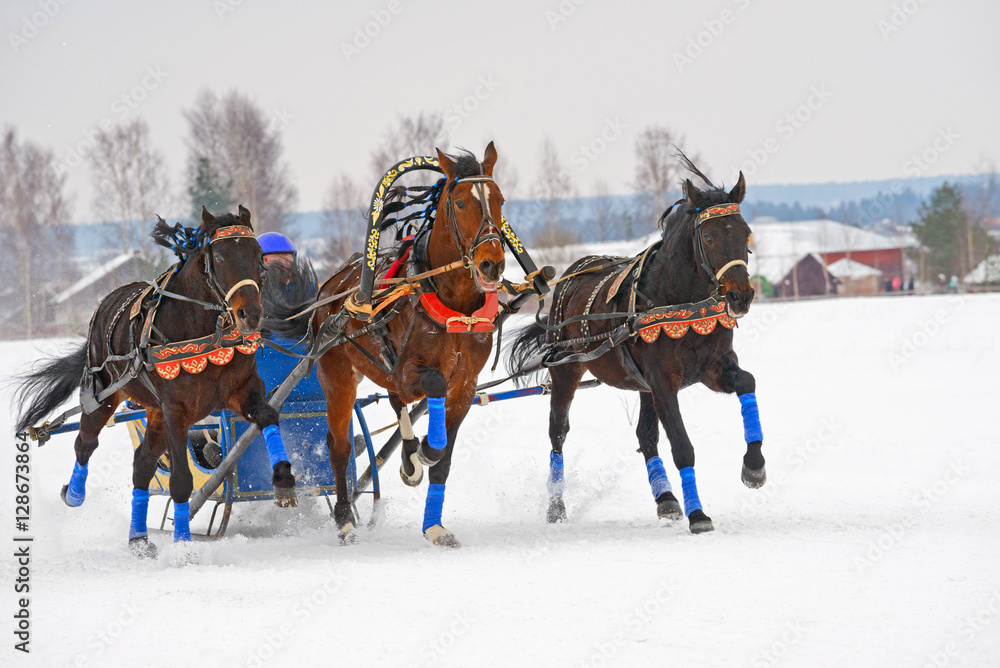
[657,151,734,234]
[151,212,244,261]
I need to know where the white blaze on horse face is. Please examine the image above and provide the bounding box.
[470,184,491,208]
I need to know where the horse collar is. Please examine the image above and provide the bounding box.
[418,292,499,333]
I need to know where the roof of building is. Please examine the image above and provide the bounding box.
[826,257,883,279]
[965,254,1000,284]
[53,251,141,304]
[748,219,911,282]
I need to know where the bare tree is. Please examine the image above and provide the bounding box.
[321,173,367,267]
[88,118,170,253]
[185,90,298,233]
[0,127,71,336]
[492,153,520,201]
[531,137,576,248]
[592,179,614,242]
[966,160,999,272]
[369,112,448,183]
[633,126,692,231]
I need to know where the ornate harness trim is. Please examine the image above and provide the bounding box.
[635,300,736,342]
[418,292,499,333]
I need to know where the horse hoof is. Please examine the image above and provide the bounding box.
[741,465,766,489]
[129,536,158,560]
[656,493,684,521]
[424,525,461,548]
[339,523,358,546]
[546,498,567,523]
[417,441,445,467]
[273,486,298,508]
[400,452,424,487]
[61,484,85,508]
[688,509,715,534]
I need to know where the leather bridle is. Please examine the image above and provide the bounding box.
[201,224,263,315]
[443,174,503,280]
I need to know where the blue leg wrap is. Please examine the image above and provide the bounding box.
[262,424,289,468]
[548,451,565,497]
[64,461,88,506]
[173,501,191,542]
[426,397,447,450]
[679,467,702,515]
[422,483,445,532]
[739,392,763,444]
[129,489,150,539]
[646,456,673,499]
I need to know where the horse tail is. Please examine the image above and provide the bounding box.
[261,257,318,340]
[505,318,549,387]
[13,341,88,434]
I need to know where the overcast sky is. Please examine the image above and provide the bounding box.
[2,0,997,222]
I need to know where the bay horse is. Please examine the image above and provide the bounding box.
[506,164,765,533]
[268,143,506,546]
[14,206,295,557]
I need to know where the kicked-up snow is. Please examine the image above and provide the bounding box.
[1,293,998,667]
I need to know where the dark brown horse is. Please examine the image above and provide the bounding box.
[507,165,765,534]
[14,206,295,557]
[270,143,506,546]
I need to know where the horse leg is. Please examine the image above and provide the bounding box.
[230,374,297,507]
[704,351,766,488]
[422,395,473,548]
[61,396,118,507]
[647,379,714,534]
[319,358,359,542]
[392,393,423,487]
[162,411,195,543]
[128,408,165,559]
[546,363,585,523]
[636,392,683,520]
[415,366,449,467]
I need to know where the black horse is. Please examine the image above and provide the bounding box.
[14,207,295,557]
[506,163,765,533]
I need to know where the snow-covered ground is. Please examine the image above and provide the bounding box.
[1,294,998,667]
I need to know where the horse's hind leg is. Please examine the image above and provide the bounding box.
[545,363,585,523]
[128,408,165,559]
[636,392,683,521]
[162,411,195,543]
[391,394,423,487]
[318,356,360,543]
[62,396,119,507]
[648,379,714,534]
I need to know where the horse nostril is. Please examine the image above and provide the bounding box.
[237,307,248,321]
[479,259,496,279]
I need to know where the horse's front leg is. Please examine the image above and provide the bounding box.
[421,385,474,548]
[230,373,297,507]
[704,351,765,489]
[647,377,714,534]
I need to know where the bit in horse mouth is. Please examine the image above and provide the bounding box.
[475,270,498,292]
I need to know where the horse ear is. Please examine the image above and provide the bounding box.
[436,148,456,181]
[729,172,746,203]
[482,141,498,176]
[238,204,252,227]
[684,178,703,205]
[202,206,214,225]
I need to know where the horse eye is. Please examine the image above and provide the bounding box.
[703,233,713,243]
[455,200,466,210]
[214,252,224,263]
